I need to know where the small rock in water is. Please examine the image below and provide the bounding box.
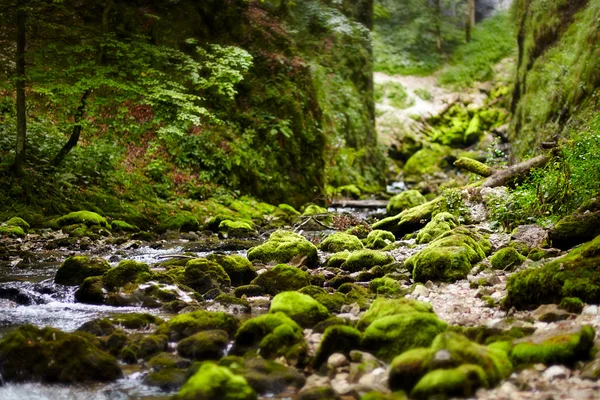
[543,365,570,380]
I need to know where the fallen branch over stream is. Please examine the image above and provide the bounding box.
[454,154,550,188]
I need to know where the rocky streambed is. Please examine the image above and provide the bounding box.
[0,193,600,400]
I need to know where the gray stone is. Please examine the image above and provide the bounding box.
[581,359,600,380]
[412,284,430,297]
[511,224,548,250]
[328,353,349,369]
[531,304,571,322]
[543,365,570,380]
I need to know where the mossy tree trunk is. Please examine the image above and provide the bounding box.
[14,0,27,175]
[466,0,475,42]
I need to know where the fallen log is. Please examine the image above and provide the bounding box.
[454,157,495,177]
[482,155,550,188]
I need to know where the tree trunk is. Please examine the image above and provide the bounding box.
[466,0,475,42]
[434,0,442,51]
[14,0,27,175]
[51,90,91,167]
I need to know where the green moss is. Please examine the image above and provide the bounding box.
[403,145,451,183]
[358,298,434,330]
[504,235,600,309]
[269,291,331,328]
[183,258,231,293]
[372,197,443,237]
[176,330,229,361]
[206,254,256,286]
[369,277,403,297]
[415,212,459,244]
[247,230,318,268]
[336,184,362,199]
[250,264,309,295]
[0,225,25,237]
[341,249,394,273]
[156,311,239,341]
[302,204,328,215]
[0,324,122,383]
[319,232,364,252]
[365,230,396,250]
[234,313,307,364]
[103,260,152,290]
[388,348,436,392]
[55,255,111,286]
[57,211,109,228]
[411,364,488,399]
[405,227,490,283]
[111,313,162,329]
[158,212,200,233]
[111,220,140,233]
[76,318,116,336]
[144,367,187,390]
[559,297,584,314]
[148,352,191,371]
[219,220,255,238]
[510,326,595,366]
[549,211,600,250]
[490,247,526,271]
[176,362,257,400]
[387,190,427,215]
[326,250,350,268]
[362,313,447,362]
[6,216,30,231]
[298,286,347,313]
[277,203,301,217]
[313,325,362,367]
[75,276,105,304]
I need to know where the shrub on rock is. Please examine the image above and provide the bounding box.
[247,230,318,268]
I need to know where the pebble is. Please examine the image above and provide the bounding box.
[543,365,570,380]
[412,285,430,297]
[328,353,349,369]
[582,305,598,315]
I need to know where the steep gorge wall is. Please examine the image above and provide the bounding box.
[510,0,600,158]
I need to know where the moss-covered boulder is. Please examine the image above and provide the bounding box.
[319,232,364,252]
[233,313,307,365]
[313,325,362,367]
[176,362,257,400]
[548,211,600,250]
[298,286,348,313]
[75,276,105,304]
[341,249,394,273]
[362,313,447,362]
[250,264,309,295]
[369,277,404,297]
[57,211,109,228]
[504,235,600,309]
[358,298,435,330]
[0,225,25,237]
[0,324,122,383]
[405,227,490,283]
[111,220,140,233]
[510,326,595,366]
[156,311,239,341]
[6,216,30,231]
[219,220,255,238]
[415,212,458,244]
[158,212,200,233]
[365,230,396,250]
[208,254,257,286]
[183,258,231,294]
[269,291,330,328]
[389,332,512,395]
[403,145,451,183]
[54,255,111,286]
[247,230,318,268]
[103,260,152,290]
[176,330,229,361]
[490,247,526,271]
[387,190,427,215]
[326,250,351,268]
[373,198,443,238]
[111,313,162,329]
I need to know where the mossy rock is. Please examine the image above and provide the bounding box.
[302,204,328,215]
[336,184,362,199]
[490,247,526,271]
[158,212,200,233]
[269,291,331,328]
[111,313,162,329]
[389,332,512,394]
[175,362,257,400]
[453,157,493,177]
[387,190,427,215]
[296,387,338,400]
[298,286,347,313]
[410,364,487,399]
[0,225,25,238]
[415,212,458,244]
[219,220,256,238]
[250,264,309,295]
[221,356,306,396]
[326,250,351,268]
[548,211,600,250]
[369,277,404,297]
[362,313,447,362]
[345,224,372,239]
[233,313,307,365]
[313,325,362,367]
[75,276,105,304]
[0,324,122,383]
[207,254,257,286]
[6,216,30,231]
[148,352,191,371]
[403,145,452,183]
[55,255,111,286]
[183,258,231,294]
[559,297,584,314]
[510,326,595,366]
[373,198,443,238]
[103,260,152,290]
[111,220,140,233]
[504,235,600,309]
[176,330,229,361]
[341,250,394,273]
[57,211,109,228]
[247,230,318,268]
[234,285,266,298]
[405,227,490,283]
[156,311,239,341]
[144,367,188,391]
[76,318,116,336]
[365,230,396,250]
[358,298,434,330]
[319,232,364,253]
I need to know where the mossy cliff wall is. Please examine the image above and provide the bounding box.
[510,0,600,158]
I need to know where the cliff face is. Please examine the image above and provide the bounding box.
[510,0,600,157]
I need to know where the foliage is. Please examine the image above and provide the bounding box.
[376,82,414,109]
